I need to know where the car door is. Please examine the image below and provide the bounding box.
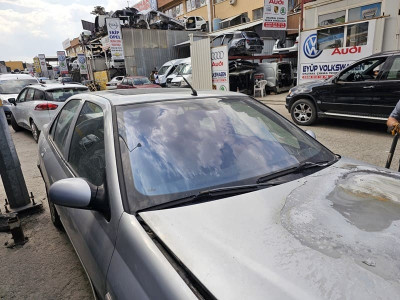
[16,88,34,128]
[13,88,28,124]
[371,55,400,117]
[44,100,119,296]
[331,57,387,115]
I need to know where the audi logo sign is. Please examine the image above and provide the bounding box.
[211,51,225,60]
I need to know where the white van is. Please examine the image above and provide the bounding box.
[158,58,186,87]
[166,58,191,87]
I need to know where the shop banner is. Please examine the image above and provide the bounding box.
[33,57,41,74]
[299,19,377,84]
[38,54,48,77]
[77,53,88,75]
[57,51,68,74]
[211,46,229,91]
[262,0,288,30]
[106,18,124,61]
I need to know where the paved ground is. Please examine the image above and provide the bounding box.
[0,92,398,299]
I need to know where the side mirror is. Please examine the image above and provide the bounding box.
[49,178,109,215]
[8,98,16,105]
[305,130,317,139]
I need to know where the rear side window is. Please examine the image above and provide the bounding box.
[25,89,35,101]
[34,90,46,100]
[53,100,81,151]
[69,102,104,186]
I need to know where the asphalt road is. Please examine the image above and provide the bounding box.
[0,92,398,299]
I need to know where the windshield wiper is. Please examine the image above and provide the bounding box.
[140,182,279,212]
[256,159,336,184]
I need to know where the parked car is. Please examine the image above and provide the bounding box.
[212,31,263,56]
[58,76,73,84]
[158,58,187,87]
[117,76,161,89]
[39,88,400,299]
[9,83,88,142]
[255,62,294,94]
[0,74,39,121]
[166,58,191,87]
[106,76,124,90]
[286,51,400,125]
[184,16,207,31]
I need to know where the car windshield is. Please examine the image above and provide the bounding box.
[172,64,185,75]
[47,87,88,102]
[181,64,192,75]
[117,96,336,213]
[158,65,170,75]
[133,78,151,85]
[244,32,259,38]
[0,79,38,94]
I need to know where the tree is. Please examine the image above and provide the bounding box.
[91,6,106,15]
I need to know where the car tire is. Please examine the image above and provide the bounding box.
[30,121,40,143]
[10,114,21,132]
[290,99,317,126]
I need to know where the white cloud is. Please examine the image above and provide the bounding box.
[0,0,140,63]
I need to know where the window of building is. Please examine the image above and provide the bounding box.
[318,10,345,27]
[346,22,368,47]
[214,0,226,3]
[317,26,344,50]
[252,7,263,20]
[166,3,184,17]
[348,3,381,22]
[186,0,192,12]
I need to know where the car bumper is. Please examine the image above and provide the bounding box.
[2,105,11,120]
[285,95,294,111]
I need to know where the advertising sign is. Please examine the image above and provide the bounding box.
[101,36,110,51]
[38,54,48,77]
[106,18,124,61]
[77,53,88,75]
[33,57,41,74]
[262,0,288,30]
[211,46,229,91]
[133,0,157,12]
[298,19,377,84]
[57,51,69,74]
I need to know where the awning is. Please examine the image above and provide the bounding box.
[209,19,263,36]
[174,40,191,47]
[219,14,242,25]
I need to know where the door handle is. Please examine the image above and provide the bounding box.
[363,86,375,89]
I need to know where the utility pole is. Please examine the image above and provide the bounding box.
[0,100,42,217]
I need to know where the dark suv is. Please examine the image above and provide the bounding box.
[212,31,263,56]
[286,51,400,125]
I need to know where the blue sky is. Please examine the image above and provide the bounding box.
[0,0,139,63]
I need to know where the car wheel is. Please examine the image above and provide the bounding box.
[10,114,21,132]
[291,99,317,126]
[30,121,40,143]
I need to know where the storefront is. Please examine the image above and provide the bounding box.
[298,0,399,84]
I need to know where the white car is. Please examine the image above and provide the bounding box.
[106,76,124,90]
[9,83,88,142]
[0,73,38,120]
[158,58,187,87]
[166,58,191,87]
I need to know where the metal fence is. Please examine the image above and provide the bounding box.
[122,28,191,77]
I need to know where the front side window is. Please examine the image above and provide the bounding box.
[17,88,28,102]
[338,58,386,82]
[69,102,104,186]
[53,100,81,151]
[118,97,335,213]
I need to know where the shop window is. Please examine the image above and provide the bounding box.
[253,7,263,20]
[318,10,345,27]
[348,3,381,22]
[317,26,344,50]
[346,22,368,47]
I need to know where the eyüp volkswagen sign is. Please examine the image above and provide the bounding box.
[303,34,321,59]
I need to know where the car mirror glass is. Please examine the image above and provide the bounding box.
[8,98,16,105]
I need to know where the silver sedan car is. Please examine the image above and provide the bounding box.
[38,89,400,299]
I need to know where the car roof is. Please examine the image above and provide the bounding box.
[0,74,37,81]
[369,50,400,57]
[26,83,88,91]
[88,88,243,106]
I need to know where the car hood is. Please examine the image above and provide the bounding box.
[0,93,18,105]
[291,80,327,94]
[140,157,400,299]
